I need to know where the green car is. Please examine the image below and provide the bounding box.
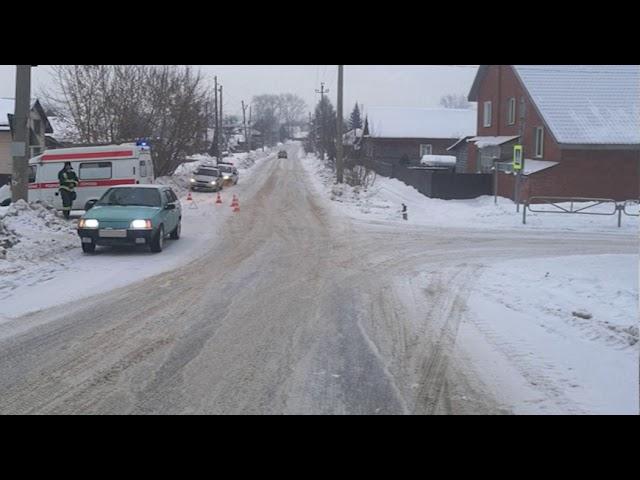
[77,185,182,254]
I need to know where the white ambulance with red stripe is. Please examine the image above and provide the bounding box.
[28,144,155,211]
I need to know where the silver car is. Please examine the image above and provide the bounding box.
[190,167,224,192]
[217,164,239,185]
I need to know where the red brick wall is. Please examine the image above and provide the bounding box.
[532,150,640,201]
[470,65,640,201]
[494,151,639,201]
[470,65,562,173]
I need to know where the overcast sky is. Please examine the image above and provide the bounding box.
[0,65,479,116]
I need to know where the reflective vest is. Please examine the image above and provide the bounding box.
[58,169,79,192]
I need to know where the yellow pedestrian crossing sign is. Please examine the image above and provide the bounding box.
[513,145,523,171]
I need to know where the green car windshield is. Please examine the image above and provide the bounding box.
[97,188,162,207]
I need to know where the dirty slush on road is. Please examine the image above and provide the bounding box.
[0,145,635,414]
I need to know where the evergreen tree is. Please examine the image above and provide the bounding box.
[349,103,363,131]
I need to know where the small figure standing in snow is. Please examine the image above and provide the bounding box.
[401,203,408,221]
[58,162,78,220]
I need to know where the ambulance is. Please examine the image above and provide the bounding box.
[27,144,155,211]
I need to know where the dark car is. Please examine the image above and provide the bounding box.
[278,151,288,159]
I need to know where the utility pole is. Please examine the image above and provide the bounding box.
[336,66,344,184]
[11,65,33,203]
[315,82,330,161]
[242,101,250,153]
[213,76,219,158]
[248,105,253,152]
[219,85,223,158]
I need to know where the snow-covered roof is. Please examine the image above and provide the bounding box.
[420,155,457,167]
[343,128,363,145]
[512,65,640,146]
[469,136,520,148]
[0,98,14,131]
[0,98,53,134]
[48,116,78,143]
[447,136,473,151]
[523,159,559,176]
[366,107,476,140]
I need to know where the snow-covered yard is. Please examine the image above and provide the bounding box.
[298,145,639,414]
[300,151,639,234]
[460,254,638,414]
[0,149,276,320]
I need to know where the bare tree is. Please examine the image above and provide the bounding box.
[440,93,472,109]
[45,65,213,176]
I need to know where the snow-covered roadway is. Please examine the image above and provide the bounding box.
[0,144,636,414]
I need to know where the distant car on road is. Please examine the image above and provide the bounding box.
[190,166,224,192]
[217,164,239,185]
[278,151,288,159]
[77,185,181,254]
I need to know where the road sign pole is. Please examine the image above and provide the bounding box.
[513,145,523,212]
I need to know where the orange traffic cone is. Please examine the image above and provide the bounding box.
[216,192,223,205]
[187,191,198,209]
[231,195,239,208]
[233,199,240,213]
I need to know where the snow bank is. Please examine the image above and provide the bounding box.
[300,151,639,234]
[461,254,639,414]
[0,201,77,264]
[0,147,276,321]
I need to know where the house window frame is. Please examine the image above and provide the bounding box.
[420,144,433,157]
[534,127,544,158]
[483,101,492,127]
[507,97,516,126]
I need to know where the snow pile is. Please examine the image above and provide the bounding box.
[0,201,78,296]
[301,151,639,233]
[463,254,639,414]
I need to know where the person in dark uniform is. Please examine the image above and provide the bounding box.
[58,162,79,219]
[401,203,408,221]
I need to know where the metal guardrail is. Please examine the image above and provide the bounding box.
[523,197,639,228]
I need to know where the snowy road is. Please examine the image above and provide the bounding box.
[0,144,636,414]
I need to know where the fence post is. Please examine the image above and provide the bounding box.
[618,204,623,228]
[523,200,527,225]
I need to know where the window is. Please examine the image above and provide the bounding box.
[483,101,492,127]
[507,98,516,125]
[28,165,37,183]
[97,188,161,207]
[520,97,526,120]
[168,189,178,203]
[140,160,148,178]
[420,144,433,157]
[80,162,112,180]
[535,127,544,158]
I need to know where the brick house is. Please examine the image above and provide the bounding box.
[362,107,476,170]
[467,65,640,201]
[0,98,53,186]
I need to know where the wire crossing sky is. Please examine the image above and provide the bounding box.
[0,65,480,116]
